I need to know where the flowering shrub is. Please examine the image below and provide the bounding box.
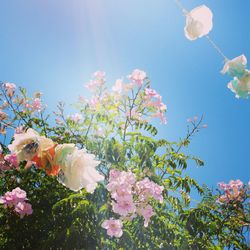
[102,170,164,237]
[0,187,33,218]
[0,71,249,249]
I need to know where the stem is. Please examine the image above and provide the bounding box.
[160,116,204,179]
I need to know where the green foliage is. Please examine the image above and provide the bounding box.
[0,82,249,249]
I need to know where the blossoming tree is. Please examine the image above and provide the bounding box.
[0,70,249,249]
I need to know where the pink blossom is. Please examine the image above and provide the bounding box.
[109,169,121,182]
[3,83,16,98]
[112,79,123,94]
[0,161,12,171]
[145,88,160,99]
[85,71,106,91]
[217,180,245,203]
[218,182,229,191]
[12,187,27,202]
[128,69,147,87]
[32,98,42,111]
[4,154,18,168]
[85,80,101,91]
[187,118,192,123]
[111,187,132,201]
[88,96,100,109]
[229,179,243,189]
[14,201,33,218]
[94,71,106,79]
[136,177,164,203]
[0,187,26,208]
[0,191,17,207]
[126,109,142,120]
[112,79,134,95]
[137,205,155,227]
[69,113,83,123]
[107,170,136,193]
[101,219,123,238]
[112,197,136,216]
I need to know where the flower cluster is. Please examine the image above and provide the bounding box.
[82,70,167,125]
[144,88,167,124]
[217,179,249,204]
[221,55,250,99]
[85,71,106,92]
[0,145,19,171]
[2,83,16,98]
[0,187,33,218]
[102,169,164,238]
[8,128,104,192]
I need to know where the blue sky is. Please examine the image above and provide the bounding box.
[0,0,249,189]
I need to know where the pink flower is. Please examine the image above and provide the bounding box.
[85,80,101,91]
[4,154,19,168]
[128,69,147,87]
[112,196,136,216]
[136,178,164,203]
[0,191,17,207]
[145,88,160,99]
[85,71,106,91]
[32,98,42,111]
[101,219,123,238]
[88,96,100,110]
[112,79,123,95]
[0,187,26,208]
[109,169,121,182]
[137,205,155,227]
[94,71,106,79]
[126,109,142,120]
[12,187,27,202]
[14,201,33,218]
[3,83,16,98]
[218,182,229,191]
[229,179,243,189]
[217,180,245,203]
[69,113,83,123]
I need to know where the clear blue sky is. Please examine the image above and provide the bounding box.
[0,0,249,188]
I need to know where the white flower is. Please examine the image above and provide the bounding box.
[55,144,104,192]
[8,128,54,162]
[184,5,213,41]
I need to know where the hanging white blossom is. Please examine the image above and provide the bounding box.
[222,55,250,98]
[184,5,213,41]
